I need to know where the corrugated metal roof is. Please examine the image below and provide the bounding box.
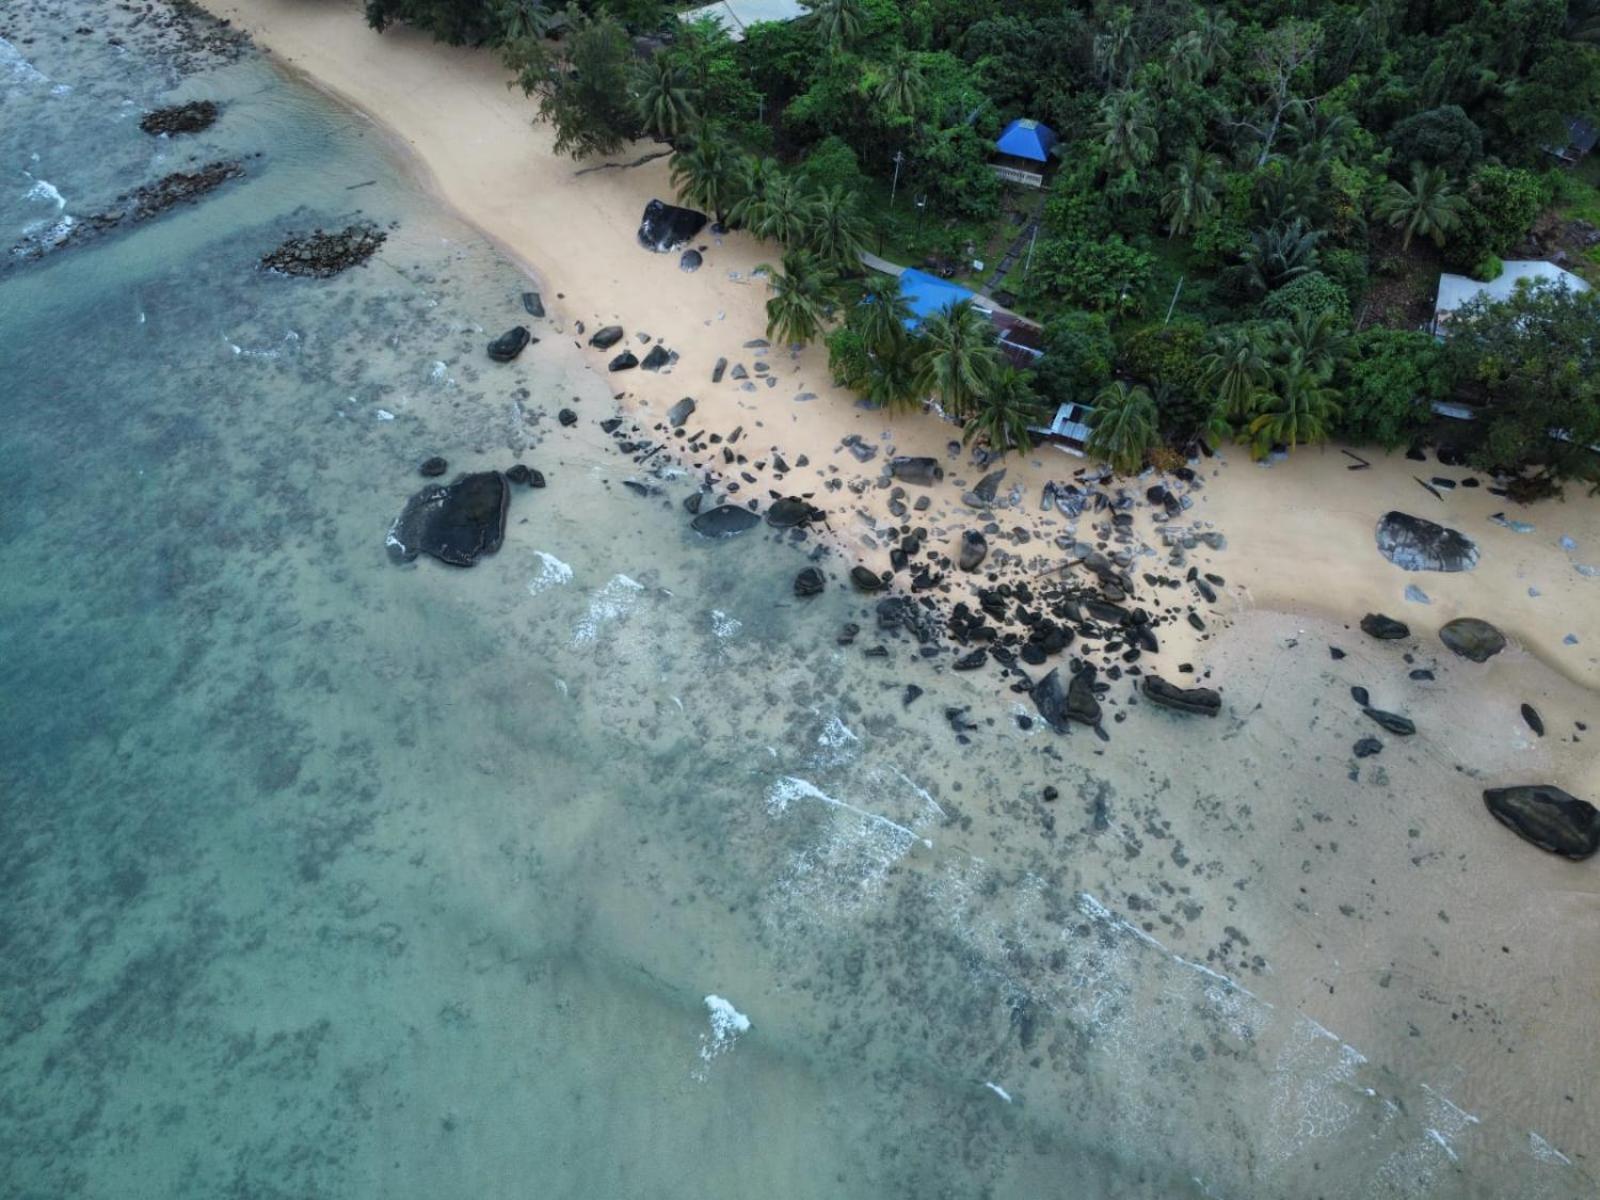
[678,0,806,40]
[1433,260,1590,332]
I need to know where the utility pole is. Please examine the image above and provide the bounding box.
[890,150,904,206]
[1163,275,1185,326]
[757,94,765,125]
[1023,223,1039,278]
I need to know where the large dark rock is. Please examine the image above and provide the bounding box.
[691,505,760,538]
[487,325,532,362]
[666,396,696,427]
[1439,617,1506,663]
[850,566,885,592]
[1362,707,1415,736]
[637,199,708,252]
[972,469,1006,504]
[889,456,944,486]
[140,100,219,135]
[1140,675,1221,717]
[608,350,639,372]
[1361,613,1410,640]
[1483,785,1600,860]
[640,344,672,371]
[1521,703,1545,737]
[766,497,823,528]
[589,325,625,349]
[958,530,988,572]
[1375,511,1480,572]
[1066,669,1102,726]
[1030,668,1072,733]
[387,472,509,567]
[794,567,825,597]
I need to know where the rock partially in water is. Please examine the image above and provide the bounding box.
[793,567,825,597]
[1140,675,1221,717]
[1353,736,1384,758]
[1030,668,1071,733]
[261,221,386,278]
[17,160,248,262]
[850,566,885,592]
[521,291,545,318]
[418,456,448,477]
[766,497,823,528]
[589,325,625,350]
[387,472,509,567]
[487,325,532,363]
[1521,703,1545,737]
[139,100,219,135]
[1439,617,1506,663]
[1066,669,1102,726]
[637,198,707,252]
[1375,511,1480,572]
[890,456,944,486]
[691,505,759,538]
[1360,613,1410,640]
[1483,785,1600,860]
[1363,707,1415,736]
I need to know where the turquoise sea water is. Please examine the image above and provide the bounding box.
[2,7,1593,1197]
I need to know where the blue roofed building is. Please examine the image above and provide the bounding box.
[896,268,990,329]
[992,118,1058,187]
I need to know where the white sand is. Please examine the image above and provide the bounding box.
[198,0,1599,788]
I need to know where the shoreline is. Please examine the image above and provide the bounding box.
[195,0,1599,745]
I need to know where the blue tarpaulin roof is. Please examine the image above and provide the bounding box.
[995,118,1058,163]
[898,268,978,328]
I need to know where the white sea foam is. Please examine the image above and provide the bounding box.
[710,609,741,639]
[375,409,395,421]
[23,177,64,210]
[983,1081,1012,1103]
[696,995,750,1073]
[1528,1131,1571,1166]
[572,574,644,645]
[526,551,573,595]
[0,36,49,88]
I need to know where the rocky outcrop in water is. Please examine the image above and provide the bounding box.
[1438,617,1506,663]
[691,505,759,538]
[418,456,448,477]
[387,471,509,567]
[487,326,533,362]
[261,222,386,277]
[637,199,707,252]
[1483,785,1600,860]
[140,100,219,135]
[1375,511,1479,572]
[794,567,825,597]
[1140,675,1221,717]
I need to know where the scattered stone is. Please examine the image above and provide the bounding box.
[505,464,532,485]
[972,469,1006,504]
[1329,646,1346,660]
[959,530,988,572]
[1362,707,1415,736]
[387,471,509,567]
[691,505,760,538]
[640,344,672,371]
[666,396,696,427]
[608,350,639,372]
[1353,736,1383,758]
[418,456,448,477]
[637,198,707,252]
[1521,703,1545,737]
[679,248,702,272]
[1404,584,1430,604]
[1350,685,1370,706]
[793,567,825,597]
[850,566,885,592]
[712,357,727,383]
[1439,617,1506,663]
[139,99,219,135]
[260,220,384,277]
[1483,785,1600,860]
[903,685,923,707]
[1140,675,1221,717]
[521,291,545,317]
[953,648,987,671]
[841,435,877,463]
[527,470,546,488]
[558,408,577,427]
[589,325,625,349]
[767,497,823,528]
[1361,613,1410,640]
[730,363,749,380]
[889,456,944,486]
[1375,511,1480,572]
[487,325,533,363]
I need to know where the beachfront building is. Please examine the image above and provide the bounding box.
[895,268,1043,368]
[677,0,805,40]
[1431,259,1591,336]
[991,118,1058,188]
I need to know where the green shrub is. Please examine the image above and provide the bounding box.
[1471,254,1503,282]
[799,136,865,194]
[1120,319,1208,394]
[1319,248,1370,305]
[1260,271,1350,322]
[1031,310,1115,404]
[1025,234,1153,315]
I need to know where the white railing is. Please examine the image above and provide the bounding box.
[991,164,1044,188]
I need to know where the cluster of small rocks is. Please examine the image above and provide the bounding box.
[261,222,387,278]
[138,99,219,135]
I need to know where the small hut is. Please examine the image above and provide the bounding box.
[992,119,1058,187]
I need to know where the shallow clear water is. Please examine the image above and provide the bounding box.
[2,8,1593,1198]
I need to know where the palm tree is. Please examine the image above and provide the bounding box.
[760,250,838,346]
[669,130,741,225]
[1097,88,1157,185]
[1165,30,1208,87]
[1087,381,1159,474]
[1161,145,1222,237]
[1193,9,1236,75]
[728,155,782,230]
[854,273,914,358]
[806,186,869,271]
[1271,310,1349,377]
[1247,365,1340,457]
[1093,5,1140,87]
[913,301,999,420]
[632,55,697,140]
[741,170,816,247]
[1376,162,1467,250]
[963,366,1041,455]
[496,0,557,41]
[1200,326,1272,420]
[874,52,926,121]
[801,0,863,52]
[863,341,924,413]
[1228,218,1322,298]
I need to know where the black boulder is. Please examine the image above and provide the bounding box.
[387,471,509,567]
